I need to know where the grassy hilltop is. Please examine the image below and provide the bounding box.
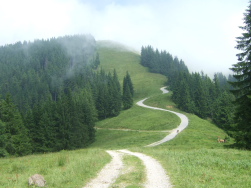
[0,41,250,188]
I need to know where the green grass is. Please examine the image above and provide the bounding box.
[97,40,167,100]
[133,93,251,187]
[111,155,145,188]
[143,92,233,149]
[137,147,251,188]
[96,105,180,131]
[90,129,167,150]
[0,148,110,188]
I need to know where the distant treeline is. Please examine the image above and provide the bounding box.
[141,46,235,131]
[0,35,134,157]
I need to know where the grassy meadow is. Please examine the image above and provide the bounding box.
[0,148,110,188]
[96,104,180,131]
[135,93,251,188]
[0,41,250,188]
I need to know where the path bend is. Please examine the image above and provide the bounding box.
[83,87,189,188]
[137,87,189,147]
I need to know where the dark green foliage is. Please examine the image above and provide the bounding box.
[211,91,235,130]
[92,53,100,69]
[0,35,97,112]
[141,46,189,79]
[94,69,124,119]
[0,120,8,157]
[141,45,235,130]
[229,2,251,149]
[122,72,134,109]
[0,95,31,156]
[0,35,132,156]
[170,71,236,125]
[23,67,125,153]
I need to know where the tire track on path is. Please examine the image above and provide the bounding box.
[83,150,124,188]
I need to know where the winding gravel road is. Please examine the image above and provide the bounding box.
[83,87,189,188]
[138,87,189,147]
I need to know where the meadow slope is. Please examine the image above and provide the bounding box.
[95,41,251,188]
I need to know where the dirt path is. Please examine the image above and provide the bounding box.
[83,150,124,188]
[119,149,172,188]
[96,127,171,133]
[83,87,189,188]
[137,88,189,147]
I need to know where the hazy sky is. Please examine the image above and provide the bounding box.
[0,0,249,75]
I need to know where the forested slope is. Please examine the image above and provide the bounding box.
[140,46,236,132]
[0,36,134,157]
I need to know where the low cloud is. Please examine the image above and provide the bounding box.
[0,0,249,75]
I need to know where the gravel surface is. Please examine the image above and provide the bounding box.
[137,87,189,147]
[83,87,188,188]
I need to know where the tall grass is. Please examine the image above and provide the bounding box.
[0,149,110,188]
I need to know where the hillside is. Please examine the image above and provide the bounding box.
[0,41,250,188]
[97,40,167,99]
[95,41,251,187]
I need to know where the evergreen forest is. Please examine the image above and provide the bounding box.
[0,35,134,157]
[141,46,236,139]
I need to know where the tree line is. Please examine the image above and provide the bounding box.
[169,71,235,130]
[141,46,189,81]
[0,35,134,157]
[140,46,236,142]
[228,1,251,149]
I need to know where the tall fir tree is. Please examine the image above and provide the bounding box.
[229,1,251,149]
[122,72,134,110]
[0,95,31,156]
[123,71,134,97]
[0,120,8,157]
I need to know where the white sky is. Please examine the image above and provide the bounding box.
[0,0,249,75]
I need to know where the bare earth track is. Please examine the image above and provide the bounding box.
[83,87,189,188]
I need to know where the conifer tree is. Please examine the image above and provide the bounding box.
[229,1,251,148]
[0,120,8,157]
[92,53,100,69]
[122,72,133,109]
[123,71,134,97]
[0,95,31,156]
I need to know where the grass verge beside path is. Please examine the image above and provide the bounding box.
[0,149,110,188]
[138,147,251,188]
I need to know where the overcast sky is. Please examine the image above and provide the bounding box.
[0,0,249,76]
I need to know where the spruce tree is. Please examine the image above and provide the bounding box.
[123,71,134,97]
[122,73,133,110]
[0,95,31,156]
[0,120,8,157]
[229,1,251,149]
